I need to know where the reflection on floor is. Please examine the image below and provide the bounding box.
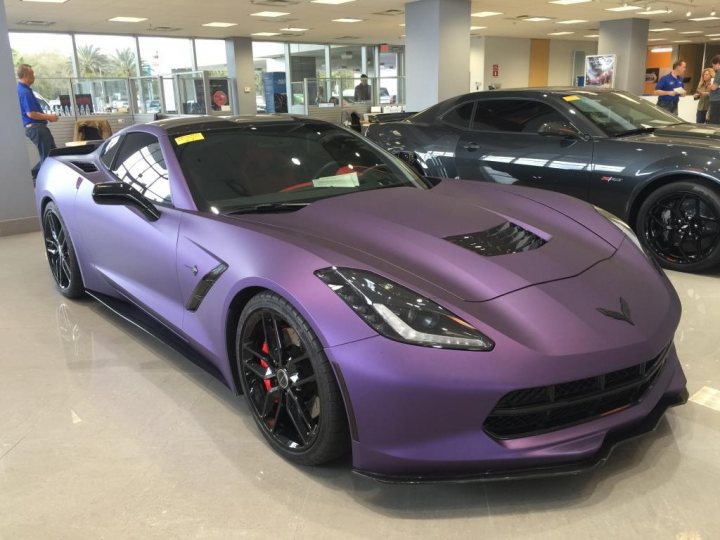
[1,232,718,539]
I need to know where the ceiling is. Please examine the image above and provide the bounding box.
[5,0,720,45]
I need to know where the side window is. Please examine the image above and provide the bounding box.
[441,102,475,129]
[473,100,567,133]
[100,135,122,169]
[111,132,172,205]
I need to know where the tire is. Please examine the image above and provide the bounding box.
[42,202,85,298]
[235,291,349,466]
[637,181,720,273]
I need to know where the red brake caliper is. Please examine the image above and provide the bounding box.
[260,342,273,392]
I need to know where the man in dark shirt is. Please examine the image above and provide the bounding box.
[16,64,59,181]
[354,74,371,102]
[653,59,687,114]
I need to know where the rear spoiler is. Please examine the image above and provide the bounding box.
[366,112,416,124]
[49,140,102,157]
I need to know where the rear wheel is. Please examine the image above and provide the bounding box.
[235,292,349,465]
[42,202,85,298]
[637,181,720,273]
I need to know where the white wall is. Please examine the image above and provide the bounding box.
[482,37,531,90]
[548,40,598,86]
[470,37,485,92]
[0,3,38,235]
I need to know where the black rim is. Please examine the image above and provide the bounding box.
[643,191,720,266]
[239,309,320,451]
[43,210,71,289]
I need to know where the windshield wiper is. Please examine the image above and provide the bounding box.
[224,202,310,215]
[613,127,656,137]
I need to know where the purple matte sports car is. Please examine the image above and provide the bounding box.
[35,115,687,482]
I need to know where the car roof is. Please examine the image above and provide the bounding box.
[150,114,328,136]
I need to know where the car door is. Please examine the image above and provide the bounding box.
[454,98,594,201]
[78,131,185,331]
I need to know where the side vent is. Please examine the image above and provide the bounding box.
[186,263,229,312]
[445,222,547,257]
[70,161,98,173]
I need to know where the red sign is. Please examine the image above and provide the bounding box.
[492,63,499,77]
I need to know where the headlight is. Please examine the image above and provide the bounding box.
[315,267,494,351]
[593,206,645,253]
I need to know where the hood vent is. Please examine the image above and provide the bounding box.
[445,222,547,257]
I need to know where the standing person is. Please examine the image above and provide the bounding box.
[707,56,720,124]
[354,74,371,102]
[16,64,59,181]
[654,59,687,114]
[694,67,715,123]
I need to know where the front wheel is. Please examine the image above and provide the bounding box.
[235,292,349,466]
[637,181,720,273]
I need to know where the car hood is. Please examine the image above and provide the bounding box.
[621,123,720,149]
[235,182,618,302]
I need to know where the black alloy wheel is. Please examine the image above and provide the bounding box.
[236,292,349,465]
[638,182,720,273]
[42,202,85,298]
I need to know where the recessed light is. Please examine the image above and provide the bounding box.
[548,31,575,35]
[522,17,552,22]
[584,34,599,37]
[280,27,309,32]
[673,40,691,43]
[649,28,675,32]
[202,22,237,28]
[472,11,503,17]
[251,11,290,18]
[311,0,356,4]
[605,5,642,12]
[707,33,720,37]
[651,47,673,52]
[109,17,148,23]
[549,0,591,4]
[641,9,673,15]
[251,32,281,36]
[689,16,720,21]
[680,30,703,34]
[558,19,589,24]
[332,18,363,23]
[647,38,665,41]
[470,26,487,30]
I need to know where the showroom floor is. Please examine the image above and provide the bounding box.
[0,231,718,540]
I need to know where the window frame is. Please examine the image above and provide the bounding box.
[468,97,577,135]
[106,131,174,208]
[439,100,477,130]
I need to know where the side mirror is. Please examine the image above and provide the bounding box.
[390,149,426,177]
[92,182,161,222]
[538,121,580,138]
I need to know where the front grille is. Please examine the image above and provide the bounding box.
[484,345,671,439]
[445,222,546,257]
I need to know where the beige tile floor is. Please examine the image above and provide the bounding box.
[0,231,718,540]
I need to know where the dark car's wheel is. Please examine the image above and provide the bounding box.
[42,202,85,298]
[637,181,720,272]
[236,292,349,465]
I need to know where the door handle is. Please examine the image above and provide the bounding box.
[463,142,480,151]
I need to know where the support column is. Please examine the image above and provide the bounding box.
[225,37,257,115]
[598,18,649,95]
[405,0,470,111]
[0,2,38,236]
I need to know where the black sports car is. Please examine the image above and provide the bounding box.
[366,88,720,273]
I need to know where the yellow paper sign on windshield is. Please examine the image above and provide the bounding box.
[175,132,204,145]
[563,95,581,102]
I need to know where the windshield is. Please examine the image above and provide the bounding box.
[172,121,425,212]
[562,90,682,136]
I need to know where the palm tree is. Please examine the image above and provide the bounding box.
[77,44,108,77]
[108,48,138,78]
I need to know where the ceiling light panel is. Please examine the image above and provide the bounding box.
[549,0,591,4]
[311,0,356,4]
[109,17,147,23]
[472,11,503,17]
[202,22,237,27]
[251,11,290,18]
[558,19,589,24]
[605,5,642,12]
[333,18,363,23]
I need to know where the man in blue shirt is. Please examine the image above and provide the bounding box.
[16,64,59,181]
[654,59,687,114]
